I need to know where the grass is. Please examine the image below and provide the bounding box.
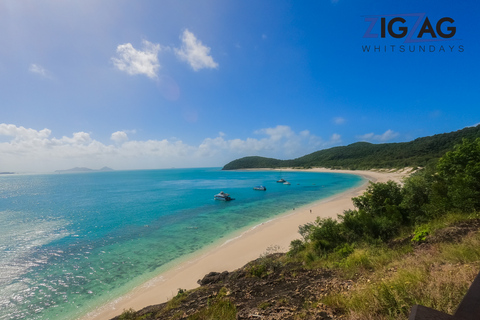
[155,288,189,316]
[296,243,413,280]
[321,229,480,320]
[118,308,151,320]
[247,246,283,278]
[188,287,236,320]
[439,231,480,263]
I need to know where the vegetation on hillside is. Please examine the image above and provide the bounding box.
[223,125,480,170]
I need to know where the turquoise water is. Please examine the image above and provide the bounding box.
[0,168,363,320]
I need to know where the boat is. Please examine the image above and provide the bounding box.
[253,185,267,191]
[283,181,291,185]
[276,179,286,183]
[214,191,234,201]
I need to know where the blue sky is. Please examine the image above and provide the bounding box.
[0,0,478,172]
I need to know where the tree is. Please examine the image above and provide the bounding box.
[436,138,480,211]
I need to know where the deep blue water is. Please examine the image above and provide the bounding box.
[0,168,363,320]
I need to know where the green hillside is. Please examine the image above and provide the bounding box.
[223,125,480,170]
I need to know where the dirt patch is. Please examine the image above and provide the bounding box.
[426,219,480,244]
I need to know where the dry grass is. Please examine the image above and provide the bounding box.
[322,231,480,320]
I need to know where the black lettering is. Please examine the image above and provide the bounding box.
[400,45,405,52]
[374,45,380,52]
[429,45,435,52]
[381,18,386,38]
[436,17,456,38]
[449,45,455,52]
[388,17,407,38]
[419,45,425,52]
[418,17,437,38]
[409,46,415,52]
[362,45,371,52]
[459,45,464,52]
[439,46,445,52]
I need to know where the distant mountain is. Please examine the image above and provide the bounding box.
[222,125,480,170]
[98,166,115,172]
[55,167,114,173]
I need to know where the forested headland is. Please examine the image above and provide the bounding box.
[223,125,480,170]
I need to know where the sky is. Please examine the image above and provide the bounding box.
[0,0,479,172]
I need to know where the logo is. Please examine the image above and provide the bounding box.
[361,13,463,53]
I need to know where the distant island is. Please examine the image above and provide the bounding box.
[55,166,114,173]
[0,172,15,175]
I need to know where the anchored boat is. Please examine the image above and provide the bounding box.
[214,191,234,201]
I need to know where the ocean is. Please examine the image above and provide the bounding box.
[0,168,363,320]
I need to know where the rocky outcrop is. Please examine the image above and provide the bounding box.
[111,255,350,320]
[197,271,229,286]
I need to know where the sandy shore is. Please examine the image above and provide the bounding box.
[82,168,409,320]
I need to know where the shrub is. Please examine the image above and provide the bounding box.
[437,138,480,212]
[411,227,430,244]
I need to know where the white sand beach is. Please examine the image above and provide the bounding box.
[82,168,410,320]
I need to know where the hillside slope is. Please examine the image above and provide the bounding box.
[223,125,480,170]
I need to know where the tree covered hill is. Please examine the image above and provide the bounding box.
[222,125,480,170]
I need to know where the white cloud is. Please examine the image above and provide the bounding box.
[175,29,218,71]
[29,64,51,79]
[112,40,161,79]
[0,124,342,172]
[111,131,129,144]
[52,132,93,145]
[329,133,342,144]
[357,129,399,142]
[333,117,345,125]
[0,123,52,140]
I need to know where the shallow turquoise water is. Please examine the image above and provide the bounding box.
[0,168,363,320]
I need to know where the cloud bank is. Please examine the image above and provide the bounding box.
[0,124,340,172]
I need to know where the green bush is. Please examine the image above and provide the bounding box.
[289,239,305,256]
[310,218,347,252]
[437,138,480,212]
[411,227,430,244]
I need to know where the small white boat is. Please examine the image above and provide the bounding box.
[276,179,286,183]
[253,185,266,191]
[283,181,291,185]
[214,191,234,201]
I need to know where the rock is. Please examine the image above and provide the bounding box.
[197,271,229,285]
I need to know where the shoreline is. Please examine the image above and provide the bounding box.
[81,168,408,320]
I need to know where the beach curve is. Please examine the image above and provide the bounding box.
[81,168,409,320]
